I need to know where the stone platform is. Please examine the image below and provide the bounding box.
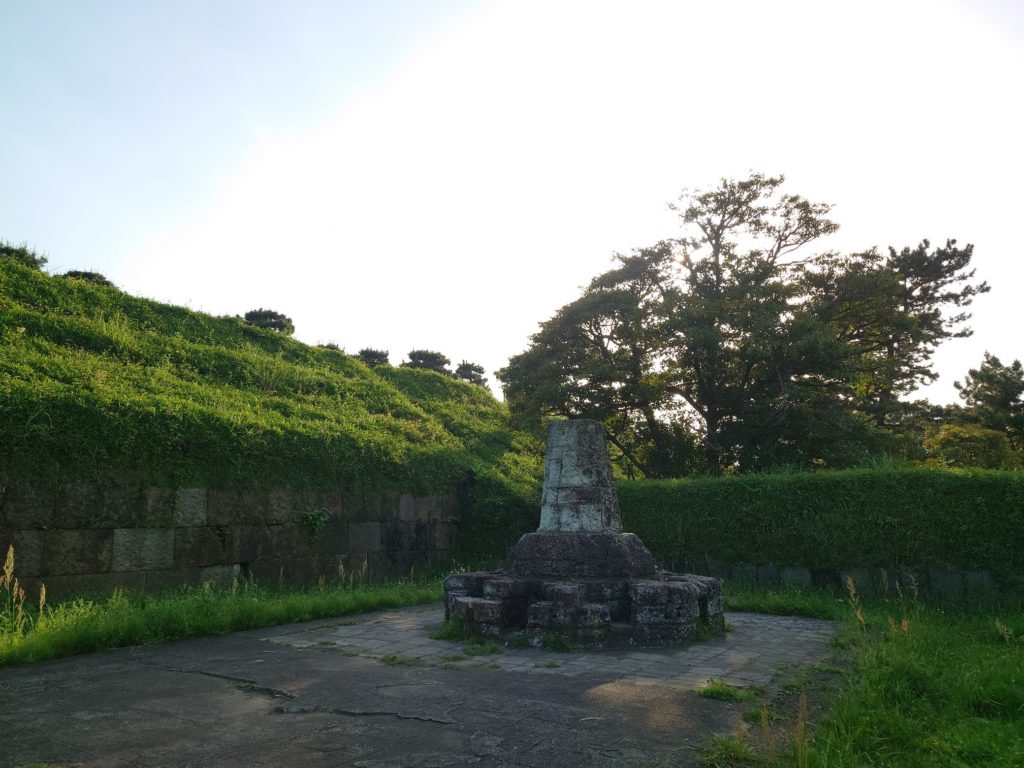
[445,569,724,647]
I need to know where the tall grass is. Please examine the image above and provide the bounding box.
[806,598,1024,767]
[0,545,442,665]
[712,577,1024,767]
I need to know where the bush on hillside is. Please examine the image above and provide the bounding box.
[402,350,450,374]
[244,308,295,336]
[62,270,115,288]
[0,242,46,270]
[358,348,390,367]
[455,361,487,387]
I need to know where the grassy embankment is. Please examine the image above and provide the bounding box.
[0,257,541,500]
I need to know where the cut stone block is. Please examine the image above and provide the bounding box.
[929,568,965,604]
[348,521,381,553]
[781,566,813,589]
[43,530,113,575]
[964,570,998,603]
[173,488,207,526]
[112,528,174,572]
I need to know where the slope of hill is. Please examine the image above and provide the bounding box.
[0,258,541,511]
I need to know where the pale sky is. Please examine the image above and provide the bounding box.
[2,0,1022,402]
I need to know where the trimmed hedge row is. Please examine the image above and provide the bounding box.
[618,469,1024,576]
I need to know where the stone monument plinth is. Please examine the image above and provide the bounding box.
[444,420,723,647]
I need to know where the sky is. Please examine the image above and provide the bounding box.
[2,0,1023,403]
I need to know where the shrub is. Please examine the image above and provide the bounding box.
[455,361,487,387]
[402,350,450,374]
[243,308,295,335]
[62,270,115,288]
[0,242,46,270]
[923,423,1020,469]
[358,348,390,367]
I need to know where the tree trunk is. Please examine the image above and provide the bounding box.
[704,415,723,475]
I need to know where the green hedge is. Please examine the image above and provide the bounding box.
[619,469,1024,575]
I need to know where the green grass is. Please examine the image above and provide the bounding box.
[428,619,503,655]
[805,601,1024,767]
[705,581,1024,767]
[723,582,850,621]
[379,653,418,666]
[0,258,541,509]
[700,679,764,703]
[0,576,442,665]
[699,732,764,767]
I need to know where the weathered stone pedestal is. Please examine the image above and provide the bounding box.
[444,420,723,648]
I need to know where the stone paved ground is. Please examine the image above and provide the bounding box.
[0,605,837,768]
[265,605,836,690]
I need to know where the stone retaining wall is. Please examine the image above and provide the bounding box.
[0,483,461,599]
[665,558,1020,604]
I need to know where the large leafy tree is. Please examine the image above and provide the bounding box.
[499,174,987,476]
[500,243,691,477]
[802,240,988,425]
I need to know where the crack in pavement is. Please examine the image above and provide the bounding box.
[275,701,456,725]
[138,661,297,700]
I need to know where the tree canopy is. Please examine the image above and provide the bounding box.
[455,361,488,387]
[402,349,451,374]
[1,242,47,270]
[358,348,390,367]
[499,173,988,476]
[243,308,295,335]
[955,352,1024,448]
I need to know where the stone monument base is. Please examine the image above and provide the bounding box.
[444,566,724,648]
[444,419,724,648]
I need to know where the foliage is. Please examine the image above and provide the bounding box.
[923,424,1020,470]
[618,468,1024,576]
[358,348,390,366]
[955,352,1024,448]
[0,241,46,270]
[243,307,295,335]
[806,598,1024,767]
[454,360,488,387]
[1,569,442,665]
[722,583,849,621]
[711,584,1024,767]
[700,679,764,702]
[402,349,451,374]
[62,270,114,287]
[301,508,331,535]
[499,174,987,476]
[0,258,541,501]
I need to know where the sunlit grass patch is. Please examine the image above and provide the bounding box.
[700,679,764,703]
[1,545,443,665]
